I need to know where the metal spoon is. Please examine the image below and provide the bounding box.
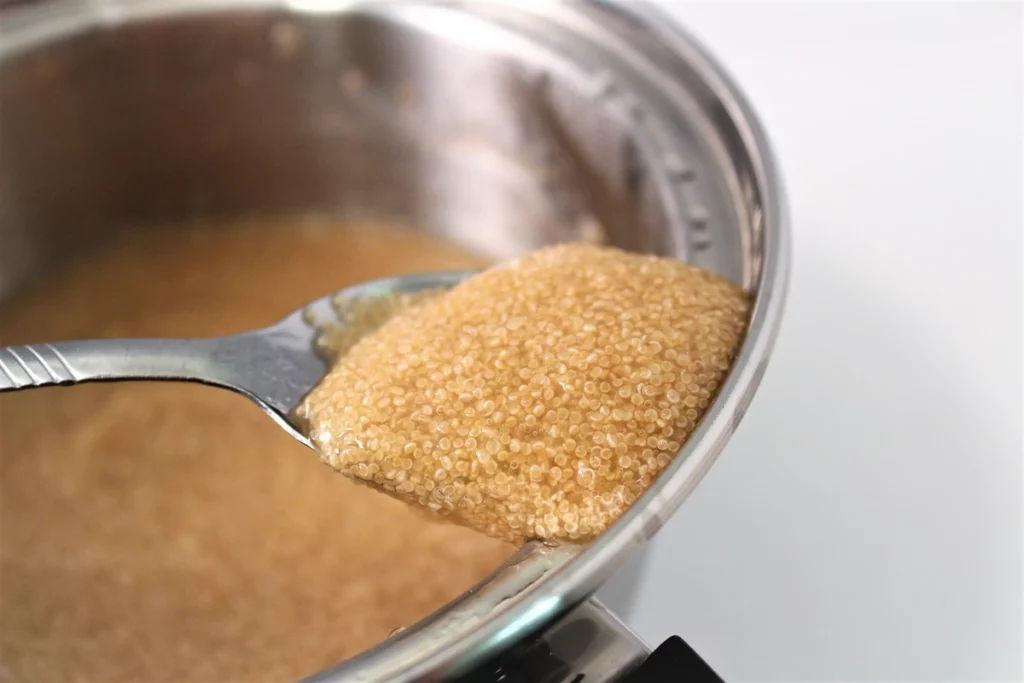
[0,270,471,448]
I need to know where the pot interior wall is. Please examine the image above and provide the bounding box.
[0,7,673,298]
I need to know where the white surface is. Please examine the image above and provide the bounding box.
[597,3,1023,681]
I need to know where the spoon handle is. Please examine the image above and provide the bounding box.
[0,338,221,391]
[0,333,324,446]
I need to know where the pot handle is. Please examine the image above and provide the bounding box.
[459,597,724,682]
[622,634,724,683]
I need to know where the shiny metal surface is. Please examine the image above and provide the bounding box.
[518,599,650,682]
[0,271,471,445]
[0,0,790,680]
[451,598,650,683]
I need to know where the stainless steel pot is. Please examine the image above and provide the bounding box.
[0,1,790,680]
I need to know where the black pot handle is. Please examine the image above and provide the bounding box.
[622,635,725,683]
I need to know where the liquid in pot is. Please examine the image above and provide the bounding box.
[0,219,514,683]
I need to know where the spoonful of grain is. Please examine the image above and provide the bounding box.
[0,244,748,543]
[296,244,749,544]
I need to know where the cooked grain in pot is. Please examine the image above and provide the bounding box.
[297,244,750,545]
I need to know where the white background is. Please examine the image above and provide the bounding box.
[596,2,1023,681]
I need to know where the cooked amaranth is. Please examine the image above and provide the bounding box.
[296,244,750,545]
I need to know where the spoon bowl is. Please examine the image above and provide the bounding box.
[0,270,474,447]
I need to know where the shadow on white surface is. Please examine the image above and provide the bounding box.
[595,541,653,625]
